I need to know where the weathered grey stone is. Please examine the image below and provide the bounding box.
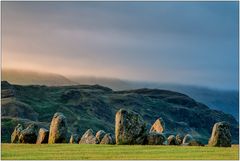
[69,134,80,144]
[208,121,231,147]
[79,129,98,144]
[167,135,178,145]
[19,123,38,143]
[176,134,184,144]
[36,128,49,144]
[96,130,106,143]
[147,132,166,145]
[115,109,147,145]
[48,112,68,144]
[150,118,165,133]
[11,124,23,143]
[182,134,193,144]
[100,133,115,144]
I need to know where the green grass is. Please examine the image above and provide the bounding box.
[1,144,239,160]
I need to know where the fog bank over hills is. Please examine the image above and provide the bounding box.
[2,69,77,86]
[2,69,238,120]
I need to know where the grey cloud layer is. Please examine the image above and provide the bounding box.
[2,2,238,90]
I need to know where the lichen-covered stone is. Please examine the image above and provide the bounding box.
[176,134,184,144]
[115,109,147,145]
[11,124,23,143]
[100,133,115,144]
[36,128,49,144]
[150,118,165,133]
[79,129,98,144]
[19,123,38,143]
[182,134,193,144]
[147,132,166,145]
[167,135,178,145]
[208,121,231,147]
[48,112,67,144]
[69,134,80,144]
[96,130,106,143]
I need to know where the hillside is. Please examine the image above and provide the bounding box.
[70,78,239,120]
[125,82,239,121]
[2,69,76,86]
[2,69,238,120]
[1,81,238,144]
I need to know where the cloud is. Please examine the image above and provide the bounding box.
[2,1,238,90]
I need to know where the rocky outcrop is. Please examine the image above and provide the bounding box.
[147,132,166,145]
[100,133,115,144]
[115,109,147,145]
[11,124,23,143]
[69,134,80,144]
[182,134,193,145]
[150,118,165,133]
[96,130,106,143]
[208,122,231,147]
[79,129,98,144]
[36,128,49,144]
[48,112,68,144]
[19,123,38,143]
[167,135,178,145]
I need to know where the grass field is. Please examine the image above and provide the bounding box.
[1,144,239,160]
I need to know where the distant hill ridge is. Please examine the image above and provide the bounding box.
[2,69,76,86]
[2,69,238,120]
[1,81,238,144]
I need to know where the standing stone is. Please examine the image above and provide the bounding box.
[208,121,231,147]
[167,135,178,145]
[100,133,115,144]
[96,130,106,143]
[147,132,166,145]
[182,134,194,145]
[176,134,184,144]
[115,109,147,145]
[79,129,99,144]
[19,123,38,143]
[11,124,23,143]
[48,112,67,144]
[36,128,49,144]
[69,134,80,144]
[150,118,165,133]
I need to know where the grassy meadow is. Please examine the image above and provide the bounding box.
[1,144,239,160]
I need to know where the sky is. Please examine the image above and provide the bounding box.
[2,1,239,90]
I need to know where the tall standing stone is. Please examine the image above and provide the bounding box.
[48,112,67,144]
[208,121,231,147]
[11,124,23,143]
[115,108,147,145]
[150,118,165,133]
[36,128,49,144]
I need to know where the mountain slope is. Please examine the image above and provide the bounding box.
[2,69,238,120]
[70,77,239,121]
[1,81,238,144]
[125,82,239,121]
